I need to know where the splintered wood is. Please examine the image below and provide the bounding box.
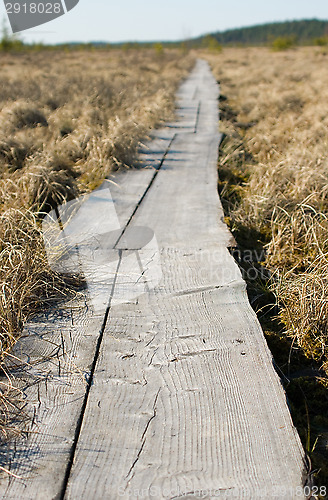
[0,60,306,499]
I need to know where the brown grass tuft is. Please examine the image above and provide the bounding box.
[0,137,31,172]
[0,101,48,132]
[0,209,67,354]
[23,159,79,212]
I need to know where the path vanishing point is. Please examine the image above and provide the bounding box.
[0,60,307,499]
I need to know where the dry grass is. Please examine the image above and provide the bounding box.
[206,46,328,374]
[0,47,194,439]
[0,49,194,201]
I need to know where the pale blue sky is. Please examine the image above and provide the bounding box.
[0,0,327,44]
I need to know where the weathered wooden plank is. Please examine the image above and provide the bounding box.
[115,131,233,251]
[0,300,105,499]
[110,130,176,224]
[66,277,306,499]
[64,61,307,499]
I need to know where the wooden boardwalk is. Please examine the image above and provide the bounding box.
[0,60,307,499]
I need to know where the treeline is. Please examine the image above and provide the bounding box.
[1,18,328,52]
[199,19,328,46]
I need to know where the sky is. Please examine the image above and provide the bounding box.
[0,0,327,44]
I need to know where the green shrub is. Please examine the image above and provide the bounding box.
[272,36,296,51]
[203,35,222,53]
[0,19,24,52]
[153,43,164,56]
[314,36,328,46]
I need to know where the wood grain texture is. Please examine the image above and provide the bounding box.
[66,61,306,499]
[67,279,306,499]
[0,60,306,500]
[0,300,105,499]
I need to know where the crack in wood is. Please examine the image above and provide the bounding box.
[121,353,135,360]
[171,284,223,297]
[148,346,159,366]
[176,348,217,359]
[170,280,240,298]
[125,389,161,484]
[194,100,201,134]
[57,252,123,500]
[144,334,156,348]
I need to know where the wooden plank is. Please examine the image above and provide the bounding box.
[115,131,233,250]
[66,274,306,499]
[110,130,176,225]
[64,61,307,499]
[0,300,105,499]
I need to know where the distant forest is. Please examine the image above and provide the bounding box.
[54,19,328,50]
[196,19,328,46]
